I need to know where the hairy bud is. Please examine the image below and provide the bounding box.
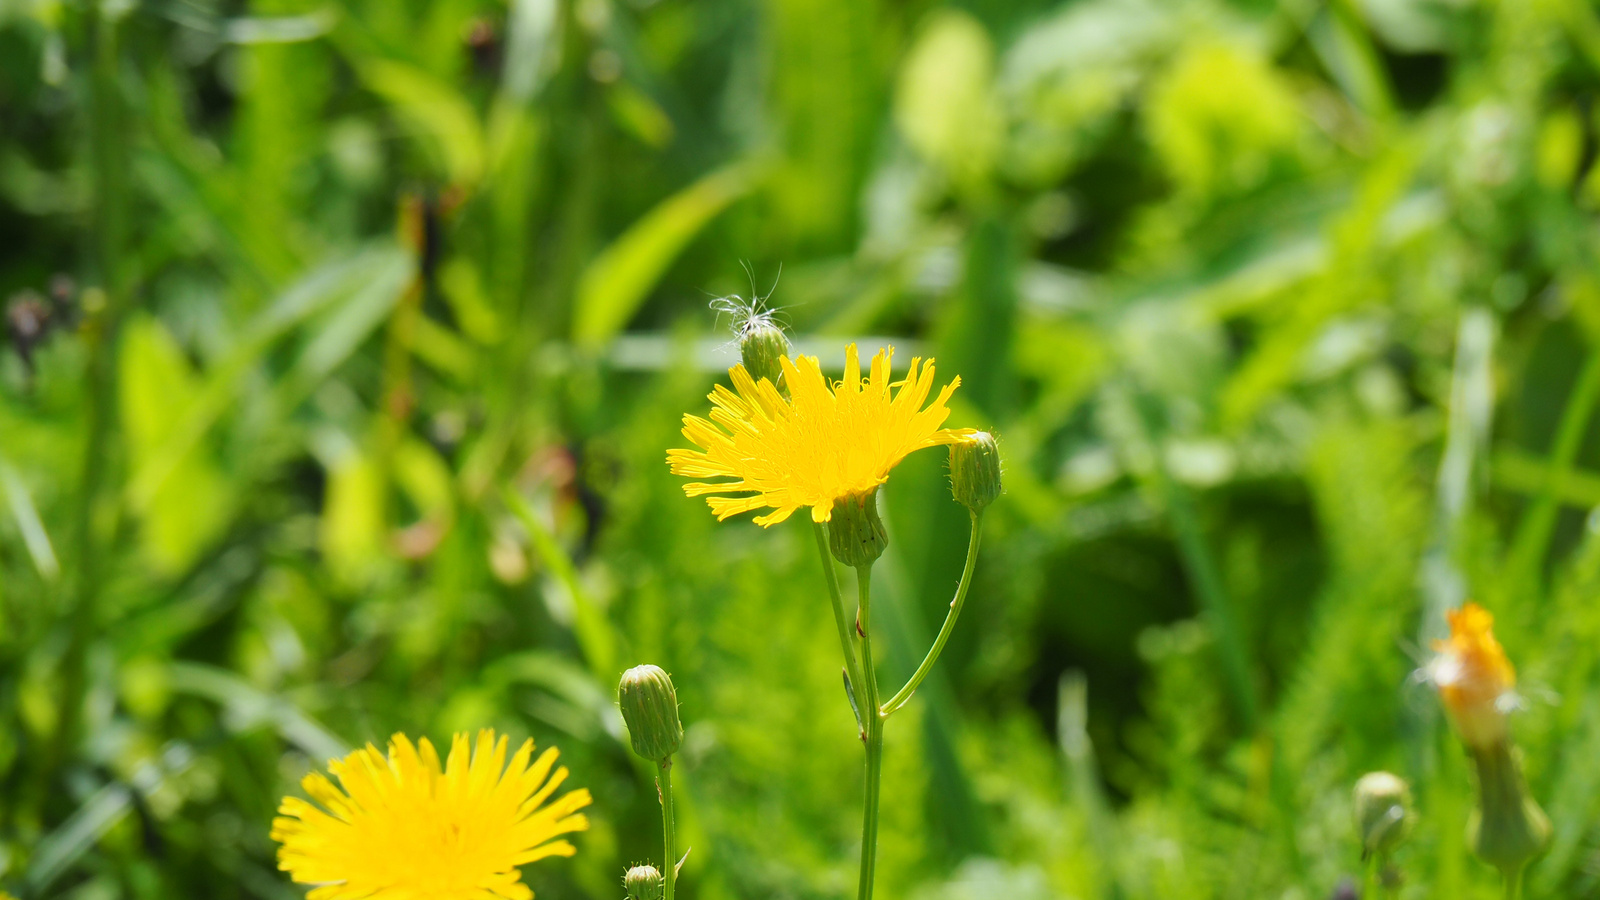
[949,432,1002,512]
[739,320,790,390]
[618,665,683,763]
[624,865,664,900]
[1353,771,1413,859]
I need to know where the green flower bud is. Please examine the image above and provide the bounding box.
[739,320,790,390]
[949,432,1002,512]
[624,865,664,900]
[1353,771,1414,859]
[618,665,683,763]
[1468,742,1551,878]
[829,490,888,568]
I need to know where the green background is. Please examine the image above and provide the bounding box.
[4,0,1600,896]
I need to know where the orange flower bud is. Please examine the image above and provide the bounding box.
[1430,602,1516,749]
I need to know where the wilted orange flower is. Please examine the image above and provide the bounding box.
[667,343,972,526]
[271,730,591,900]
[1430,602,1516,749]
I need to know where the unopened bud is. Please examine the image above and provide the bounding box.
[1353,771,1413,859]
[739,320,789,389]
[618,664,683,763]
[1468,742,1550,878]
[624,864,664,900]
[829,490,888,568]
[949,432,1001,512]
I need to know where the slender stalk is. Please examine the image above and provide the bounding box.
[1363,853,1400,900]
[661,760,677,900]
[1128,387,1257,729]
[1504,867,1522,900]
[1164,474,1256,729]
[55,0,128,780]
[855,564,884,900]
[881,510,981,716]
[813,521,866,726]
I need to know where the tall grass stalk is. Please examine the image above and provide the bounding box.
[56,0,129,782]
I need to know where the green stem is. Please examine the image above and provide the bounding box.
[813,521,867,730]
[661,760,677,900]
[1130,388,1257,729]
[881,510,981,717]
[1505,867,1522,900]
[856,564,884,900]
[56,0,128,779]
[1155,450,1257,729]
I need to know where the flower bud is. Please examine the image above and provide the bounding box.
[949,431,1001,512]
[1353,771,1414,859]
[828,490,888,568]
[618,665,683,763]
[1429,602,1515,750]
[624,865,664,900]
[1468,742,1551,878]
[739,320,790,390]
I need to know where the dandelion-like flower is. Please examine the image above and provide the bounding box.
[271,730,592,900]
[1429,602,1517,749]
[668,343,972,526]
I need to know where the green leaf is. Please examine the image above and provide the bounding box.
[361,58,485,184]
[573,163,758,346]
[126,245,412,510]
[119,315,234,575]
[0,455,58,580]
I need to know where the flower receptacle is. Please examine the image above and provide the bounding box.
[829,490,888,568]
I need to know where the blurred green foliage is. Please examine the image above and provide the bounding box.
[6,0,1600,897]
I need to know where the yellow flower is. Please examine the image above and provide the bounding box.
[1430,602,1517,749]
[668,343,972,526]
[271,730,591,900]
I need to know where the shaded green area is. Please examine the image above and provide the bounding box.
[4,0,1600,897]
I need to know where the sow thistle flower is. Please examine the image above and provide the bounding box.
[271,730,592,900]
[667,343,972,527]
[1428,602,1517,750]
[1425,603,1550,882]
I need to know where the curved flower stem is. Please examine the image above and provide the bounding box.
[813,521,867,727]
[661,760,677,900]
[881,510,982,717]
[1504,867,1522,900]
[856,564,884,900]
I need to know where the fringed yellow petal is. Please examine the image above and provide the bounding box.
[271,730,591,900]
[666,343,970,526]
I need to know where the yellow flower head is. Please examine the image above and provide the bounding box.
[1430,602,1517,749]
[668,343,972,526]
[271,730,591,900]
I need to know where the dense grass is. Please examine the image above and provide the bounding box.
[5,0,1600,896]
